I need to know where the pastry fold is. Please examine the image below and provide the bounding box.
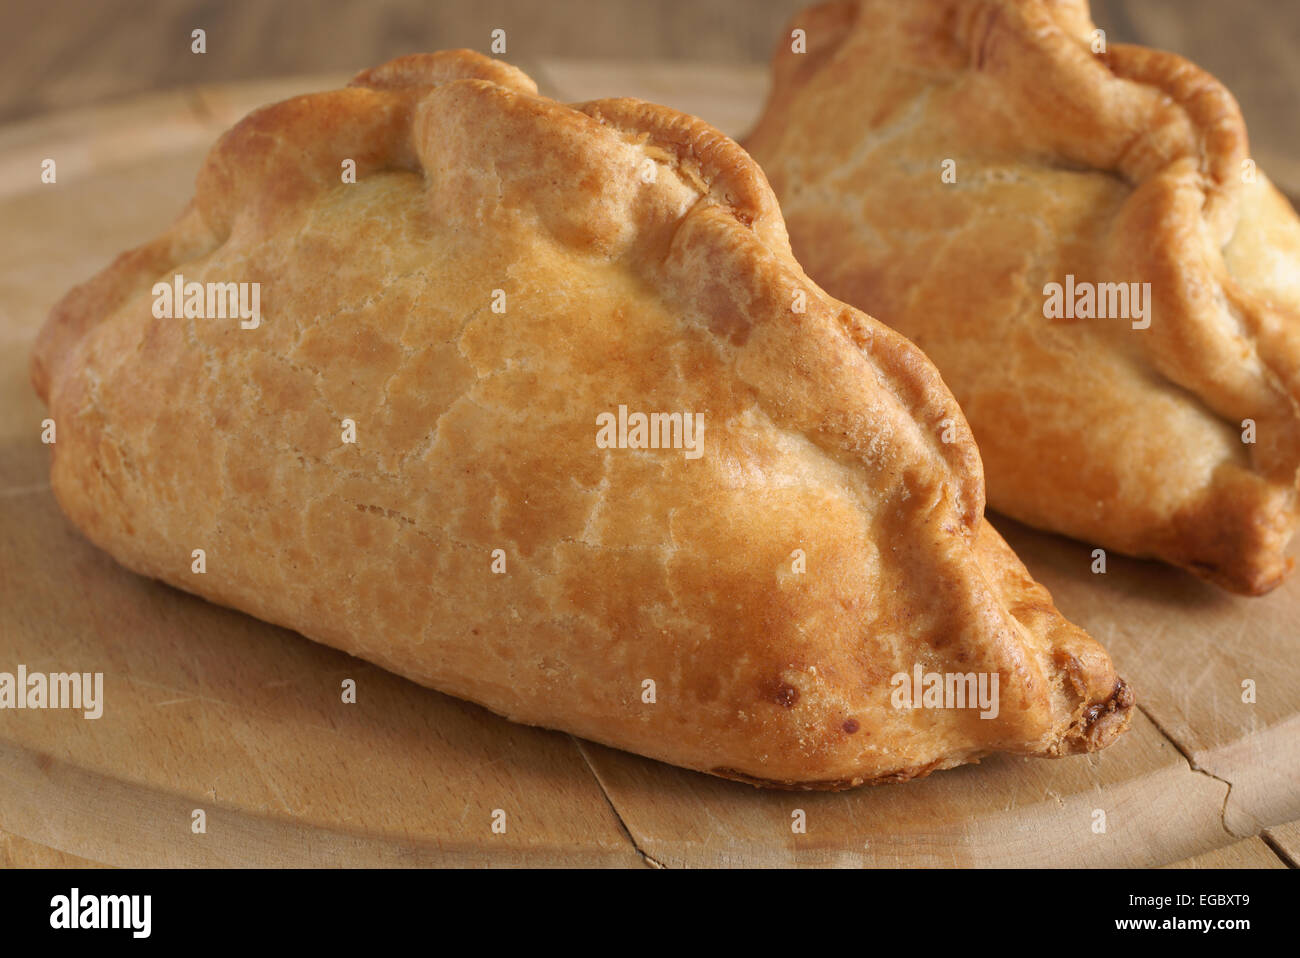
[746,0,1300,595]
[31,51,1130,787]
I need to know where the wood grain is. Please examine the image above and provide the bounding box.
[0,0,803,125]
[578,711,1235,868]
[0,827,105,868]
[1164,836,1286,870]
[0,63,1296,867]
[1262,818,1300,867]
[999,521,1300,838]
[2,0,1296,157]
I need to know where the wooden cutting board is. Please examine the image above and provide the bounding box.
[1,62,1297,868]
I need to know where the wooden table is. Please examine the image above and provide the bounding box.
[1,61,1296,868]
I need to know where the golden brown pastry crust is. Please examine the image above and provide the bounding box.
[746,0,1300,595]
[31,51,1130,787]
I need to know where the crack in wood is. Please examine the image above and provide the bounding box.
[570,737,664,869]
[1132,700,1256,864]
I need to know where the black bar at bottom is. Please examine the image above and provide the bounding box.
[0,866,1288,945]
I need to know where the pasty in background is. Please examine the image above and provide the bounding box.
[746,0,1300,595]
[31,52,1131,787]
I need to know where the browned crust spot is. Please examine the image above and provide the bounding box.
[1054,677,1136,756]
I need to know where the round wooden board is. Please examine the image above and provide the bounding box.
[0,66,1295,868]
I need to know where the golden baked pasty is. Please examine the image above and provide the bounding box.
[746,0,1300,595]
[30,51,1131,787]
